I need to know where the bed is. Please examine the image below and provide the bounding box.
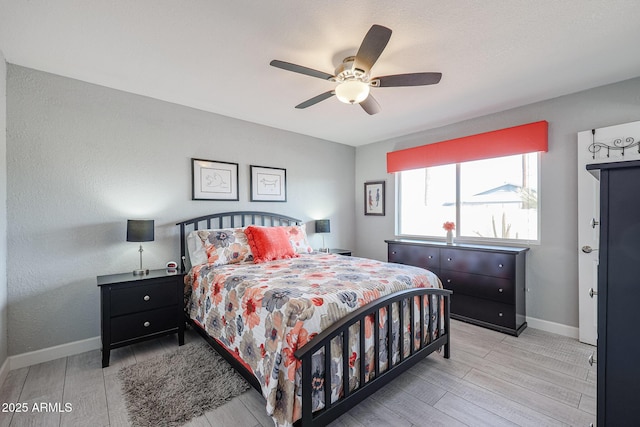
[177,211,451,427]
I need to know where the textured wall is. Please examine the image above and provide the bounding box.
[6,65,355,355]
[0,52,7,365]
[355,76,640,329]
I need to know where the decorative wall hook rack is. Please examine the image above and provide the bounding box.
[589,128,639,159]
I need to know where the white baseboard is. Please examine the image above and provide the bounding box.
[526,316,579,339]
[8,336,101,371]
[0,317,578,386]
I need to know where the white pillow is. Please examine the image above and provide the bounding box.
[186,231,207,268]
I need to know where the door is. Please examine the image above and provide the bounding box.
[577,120,640,345]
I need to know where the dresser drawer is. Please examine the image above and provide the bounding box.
[440,269,514,304]
[111,306,179,343]
[388,243,440,272]
[451,294,515,329]
[440,248,515,279]
[110,280,178,316]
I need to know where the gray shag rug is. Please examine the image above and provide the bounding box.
[118,340,252,427]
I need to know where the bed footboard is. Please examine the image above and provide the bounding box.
[294,287,452,427]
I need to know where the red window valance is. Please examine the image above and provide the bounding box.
[386,121,548,173]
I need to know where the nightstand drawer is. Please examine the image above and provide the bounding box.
[440,269,514,304]
[111,306,178,343]
[111,280,177,316]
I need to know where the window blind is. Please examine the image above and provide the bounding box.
[386,121,548,173]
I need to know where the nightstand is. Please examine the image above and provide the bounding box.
[329,249,352,256]
[97,269,185,367]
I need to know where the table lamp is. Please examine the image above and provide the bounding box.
[315,219,331,253]
[127,219,154,275]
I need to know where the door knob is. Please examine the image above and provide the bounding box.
[590,218,599,228]
[589,288,598,298]
[581,245,598,253]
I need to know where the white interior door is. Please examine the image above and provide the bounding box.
[577,120,640,345]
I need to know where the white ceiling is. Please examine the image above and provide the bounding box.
[1,1,639,146]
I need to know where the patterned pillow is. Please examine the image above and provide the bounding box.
[282,225,313,254]
[187,228,253,267]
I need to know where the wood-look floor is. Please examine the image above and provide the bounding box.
[0,320,596,427]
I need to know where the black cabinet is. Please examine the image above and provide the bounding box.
[387,239,528,336]
[587,160,640,426]
[329,249,352,256]
[97,269,185,367]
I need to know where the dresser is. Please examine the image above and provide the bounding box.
[587,160,640,426]
[97,269,185,367]
[386,239,528,336]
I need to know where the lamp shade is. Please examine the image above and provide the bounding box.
[315,219,331,233]
[126,219,155,242]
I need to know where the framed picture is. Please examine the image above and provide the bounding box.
[364,180,385,216]
[192,158,239,201]
[250,165,287,202]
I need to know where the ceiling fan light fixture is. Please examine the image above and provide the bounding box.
[335,80,370,104]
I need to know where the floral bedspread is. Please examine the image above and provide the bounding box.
[185,253,442,427]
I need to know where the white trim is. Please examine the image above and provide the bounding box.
[7,336,101,371]
[526,316,579,339]
[0,357,9,388]
[0,319,578,384]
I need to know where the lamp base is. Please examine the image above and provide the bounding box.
[133,269,149,276]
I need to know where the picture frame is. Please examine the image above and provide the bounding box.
[191,158,239,201]
[250,165,287,202]
[364,180,385,216]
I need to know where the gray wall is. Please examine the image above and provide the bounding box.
[355,76,640,328]
[5,63,639,357]
[0,52,7,365]
[6,65,355,355]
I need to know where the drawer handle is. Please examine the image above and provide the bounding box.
[447,257,452,261]
[143,321,151,327]
[498,288,503,293]
[143,295,150,301]
[498,312,503,317]
[588,352,596,366]
[498,264,504,268]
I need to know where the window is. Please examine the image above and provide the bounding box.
[397,153,539,243]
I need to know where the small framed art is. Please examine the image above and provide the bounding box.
[250,165,287,202]
[192,158,239,201]
[364,180,385,216]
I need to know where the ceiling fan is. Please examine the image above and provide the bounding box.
[270,24,442,115]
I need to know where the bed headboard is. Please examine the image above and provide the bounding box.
[176,211,303,271]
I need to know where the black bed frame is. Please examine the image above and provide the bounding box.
[177,211,451,427]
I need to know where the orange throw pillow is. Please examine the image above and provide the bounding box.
[244,225,299,263]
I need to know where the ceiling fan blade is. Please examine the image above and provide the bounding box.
[270,60,335,80]
[295,91,335,109]
[360,94,381,115]
[353,25,392,73]
[373,72,442,87]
